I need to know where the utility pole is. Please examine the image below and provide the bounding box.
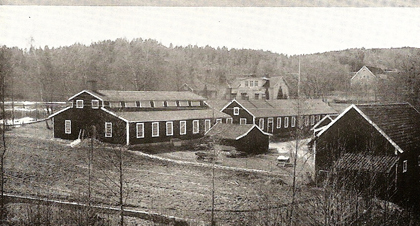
[289,56,301,226]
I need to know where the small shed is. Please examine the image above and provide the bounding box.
[205,123,271,154]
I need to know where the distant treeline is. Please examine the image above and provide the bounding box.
[0,39,419,107]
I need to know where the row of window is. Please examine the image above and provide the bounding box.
[243,80,259,87]
[237,115,321,128]
[72,99,202,109]
[64,119,229,138]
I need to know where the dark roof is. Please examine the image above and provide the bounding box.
[311,115,334,131]
[232,99,337,117]
[205,100,231,111]
[356,103,420,152]
[114,109,230,122]
[75,90,206,101]
[205,123,269,140]
[334,153,399,173]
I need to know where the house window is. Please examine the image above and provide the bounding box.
[291,116,296,127]
[193,120,199,134]
[166,121,173,136]
[153,101,165,108]
[136,123,144,138]
[259,118,264,130]
[191,101,201,107]
[178,100,189,107]
[64,120,71,134]
[250,81,254,87]
[226,118,233,124]
[205,119,211,132]
[216,118,222,124]
[76,100,84,108]
[69,101,73,108]
[166,101,177,107]
[180,121,186,135]
[305,116,309,126]
[255,81,258,86]
[245,81,249,87]
[403,160,407,173]
[139,100,152,108]
[311,115,315,125]
[240,118,247,125]
[125,101,137,108]
[284,117,289,128]
[109,101,122,108]
[255,94,259,99]
[267,118,273,132]
[152,122,159,137]
[92,100,99,109]
[277,117,282,128]
[233,107,240,115]
[317,115,321,121]
[105,122,112,138]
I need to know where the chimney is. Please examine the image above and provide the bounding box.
[87,80,97,91]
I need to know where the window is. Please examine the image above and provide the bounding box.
[105,122,112,137]
[255,94,259,99]
[255,81,258,86]
[69,101,73,108]
[250,81,254,87]
[153,101,165,108]
[193,120,199,134]
[205,119,211,132]
[166,121,173,136]
[65,120,71,134]
[245,81,249,86]
[233,107,240,115]
[226,118,233,124]
[284,117,289,128]
[152,122,159,137]
[180,121,186,135]
[240,118,247,125]
[125,101,137,108]
[259,118,264,130]
[403,160,407,173]
[91,100,99,109]
[76,100,84,108]
[191,101,201,107]
[178,100,189,107]
[139,100,152,108]
[216,119,222,124]
[277,117,282,128]
[305,116,309,126]
[166,101,177,107]
[317,115,321,121]
[311,115,315,125]
[267,118,273,132]
[109,101,122,108]
[136,123,144,138]
[291,117,296,127]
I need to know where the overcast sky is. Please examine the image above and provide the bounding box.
[1,6,420,55]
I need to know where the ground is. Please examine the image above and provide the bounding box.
[2,122,316,225]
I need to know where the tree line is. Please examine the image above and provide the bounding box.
[1,40,420,108]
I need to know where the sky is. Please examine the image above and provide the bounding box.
[1,6,420,55]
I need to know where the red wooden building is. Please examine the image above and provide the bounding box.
[311,103,420,206]
[218,99,337,138]
[49,90,230,145]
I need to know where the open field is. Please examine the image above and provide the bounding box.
[2,122,316,225]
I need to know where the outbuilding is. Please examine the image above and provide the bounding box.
[205,123,271,154]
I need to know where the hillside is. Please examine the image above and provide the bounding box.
[1,41,419,107]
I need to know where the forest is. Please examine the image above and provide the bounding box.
[0,38,420,108]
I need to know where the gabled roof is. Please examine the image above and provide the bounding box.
[114,109,230,122]
[205,100,232,112]
[351,65,376,81]
[317,103,420,153]
[69,90,206,102]
[205,123,270,140]
[226,99,337,118]
[334,153,399,173]
[310,115,334,131]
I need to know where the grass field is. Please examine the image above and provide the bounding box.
[2,122,316,225]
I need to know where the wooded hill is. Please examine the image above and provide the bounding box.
[1,38,419,107]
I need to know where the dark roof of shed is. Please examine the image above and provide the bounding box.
[114,109,230,122]
[356,103,420,152]
[232,99,337,117]
[205,123,269,140]
[334,153,399,173]
[88,90,206,101]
